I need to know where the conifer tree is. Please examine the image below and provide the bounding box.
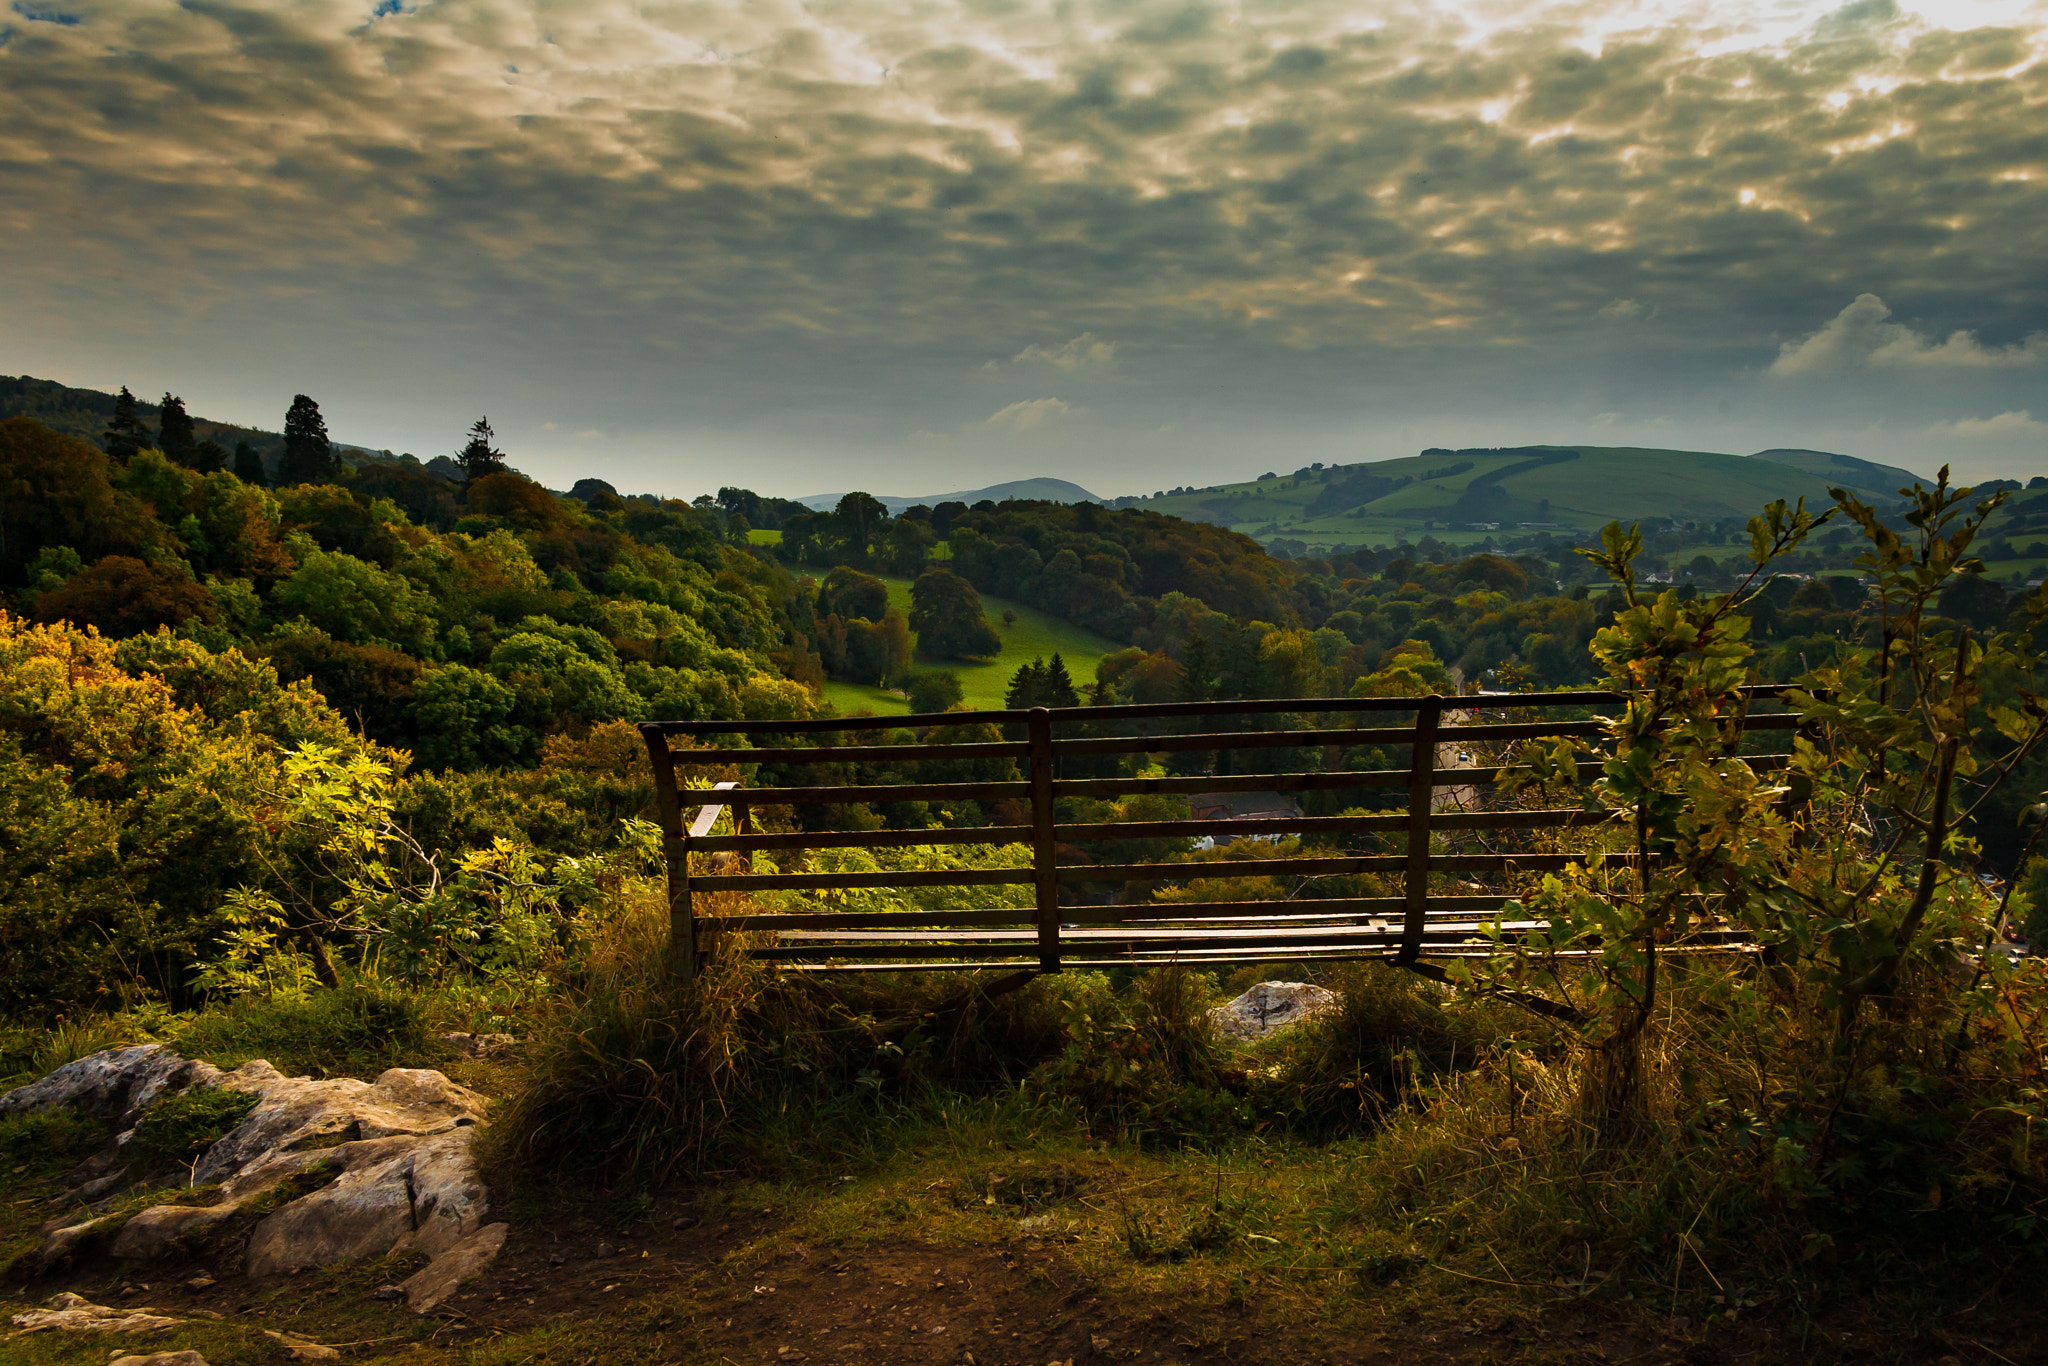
[233,441,267,487]
[1042,653,1080,708]
[190,439,228,474]
[456,417,507,482]
[1005,657,1048,709]
[156,393,197,466]
[277,394,336,486]
[103,386,147,460]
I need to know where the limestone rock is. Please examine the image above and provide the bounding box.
[0,1044,223,1130]
[1207,981,1339,1041]
[401,1221,510,1311]
[436,1031,519,1059]
[246,1129,486,1275]
[264,1329,342,1360]
[10,1291,182,1333]
[190,1065,487,1185]
[111,1354,210,1366]
[5,1046,495,1299]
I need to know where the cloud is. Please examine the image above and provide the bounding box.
[1772,295,2048,376]
[0,0,2045,487]
[1928,410,2048,438]
[985,398,1072,433]
[1010,333,1119,371]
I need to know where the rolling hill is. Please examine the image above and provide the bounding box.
[1132,445,1934,554]
[798,477,1102,512]
[1,374,422,474]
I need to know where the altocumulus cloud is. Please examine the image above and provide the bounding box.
[1772,294,2048,376]
[1,0,2046,478]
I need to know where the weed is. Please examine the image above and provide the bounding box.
[171,978,430,1077]
[0,1109,106,1177]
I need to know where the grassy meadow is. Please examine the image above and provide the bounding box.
[816,570,1120,715]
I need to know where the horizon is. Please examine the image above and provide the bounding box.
[4,0,2045,498]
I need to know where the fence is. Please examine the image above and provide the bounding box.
[639,688,1801,980]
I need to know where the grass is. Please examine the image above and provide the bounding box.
[1137,446,1859,549]
[813,570,1121,714]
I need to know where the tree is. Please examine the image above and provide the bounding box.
[0,417,118,582]
[277,394,337,486]
[190,439,229,475]
[1042,653,1079,707]
[457,417,508,483]
[1005,657,1046,708]
[829,492,889,563]
[103,386,148,460]
[819,565,888,623]
[233,441,267,487]
[908,566,1001,660]
[32,555,218,635]
[907,670,964,714]
[1006,655,1079,709]
[157,393,197,466]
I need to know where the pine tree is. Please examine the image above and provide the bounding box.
[456,417,507,482]
[1005,657,1048,709]
[190,439,228,474]
[233,441,267,487]
[277,394,336,486]
[1042,653,1080,708]
[156,393,197,466]
[103,386,147,460]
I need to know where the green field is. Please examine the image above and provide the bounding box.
[1134,445,1930,555]
[746,528,783,545]
[815,572,1120,716]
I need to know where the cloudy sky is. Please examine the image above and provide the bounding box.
[3,0,2045,498]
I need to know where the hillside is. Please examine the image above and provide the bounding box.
[798,476,1102,512]
[1131,445,1932,554]
[814,572,1120,714]
[0,373,416,474]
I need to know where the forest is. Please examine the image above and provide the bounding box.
[7,396,2048,1362]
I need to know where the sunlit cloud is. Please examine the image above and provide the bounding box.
[1772,295,2048,376]
[0,0,2045,488]
[985,398,1074,432]
[1009,334,1119,371]
[1929,410,2048,438]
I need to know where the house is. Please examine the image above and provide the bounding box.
[1189,790,1303,845]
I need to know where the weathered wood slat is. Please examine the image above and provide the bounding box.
[681,780,1029,805]
[1052,852,1608,883]
[1055,808,1622,842]
[687,868,1033,892]
[672,741,1028,765]
[687,825,1033,854]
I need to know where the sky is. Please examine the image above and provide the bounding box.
[2,0,2045,500]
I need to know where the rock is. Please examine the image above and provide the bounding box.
[400,1221,509,1312]
[1206,981,1339,1041]
[191,1065,488,1185]
[371,1283,405,1300]
[110,1354,211,1366]
[185,1274,216,1290]
[0,1045,221,1130]
[79,1167,130,1199]
[7,1046,496,1305]
[9,1291,183,1333]
[435,1032,519,1059]
[264,1329,342,1360]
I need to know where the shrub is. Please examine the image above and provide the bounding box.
[126,1088,261,1176]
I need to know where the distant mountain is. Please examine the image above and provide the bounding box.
[1749,449,1926,501]
[1127,445,1938,554]
[0,374,433,478]
[798,477,1103,512]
